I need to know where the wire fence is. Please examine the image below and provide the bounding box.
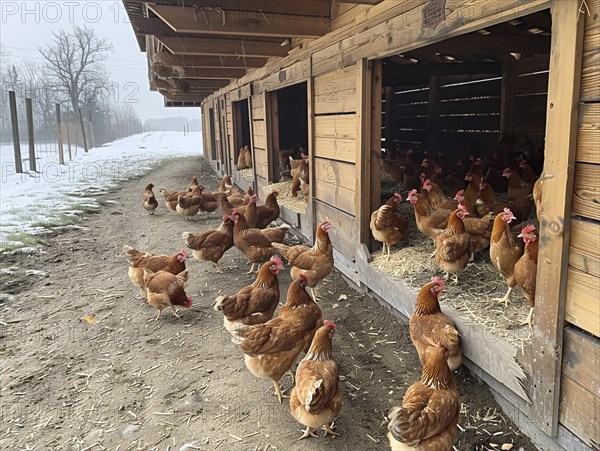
[0,89,144,173]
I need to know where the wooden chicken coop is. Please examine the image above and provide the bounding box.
[124,1,600,449]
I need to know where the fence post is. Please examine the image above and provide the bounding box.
[66,118,72,160]
[56,103,65,164]
[88,110,95,148]
[78,107,88,153]
[8,91,23,173]
[25,97,36,172]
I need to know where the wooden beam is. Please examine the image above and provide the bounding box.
[165,99,203,107]
[382,61,502,78]
[130,16,175,36]
[157,36,290,58]
[500,55,516,136]
[426,76,440,153]
[384,87,394,150]
[148,4,328,39]
[159,91,209,101]
[531,0,585,437]
[183,67,247,79]
[153,79,229,90]
[154,51,266,68]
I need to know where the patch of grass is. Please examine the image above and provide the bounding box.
[31,214,76,229]
[95,198,112,207]
[1,232,45,253]
[70,203,101,214]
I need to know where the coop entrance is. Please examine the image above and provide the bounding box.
[266,82,308,183]
[208,107,217,161]
[373,10,550,231]
[232,99,251,170]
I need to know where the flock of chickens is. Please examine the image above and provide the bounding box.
[372,142,542,328]
[124,139,542,449]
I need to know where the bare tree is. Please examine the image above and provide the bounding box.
[39,26,113,116]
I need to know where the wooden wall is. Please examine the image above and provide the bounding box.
[313,65,359,260]
[559,0,600,447]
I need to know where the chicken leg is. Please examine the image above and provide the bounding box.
[171,307,182,318]
[246,263,256,274]
[520,307,534,329]
[272,379,289,404]
[211,262,223,273]
[154,309,162,321]
[497,286,513,307]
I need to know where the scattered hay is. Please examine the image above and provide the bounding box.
[369,200,533,348]
[266,180,307,214]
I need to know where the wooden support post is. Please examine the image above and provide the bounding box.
[65,119,72,160]
[500,55,516,138]
[8,91,23,174]
[530,0,585,437]
[25,97,36,172]
[87,110,95,148]
[427,76,440,154]
[307,58,316,241]
[356,58,381,247]
[384,87,395,152]
[56,103,64,165]
[78,107,88,153]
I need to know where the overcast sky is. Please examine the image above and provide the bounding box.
[0,1,200,121]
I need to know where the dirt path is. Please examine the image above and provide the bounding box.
[0,156,537,451]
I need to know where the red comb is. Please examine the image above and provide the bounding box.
[323,320,336,329]
[431,276,445,288]
[457,203,468,212]
[298,274,308,282]
[408,189,417,197]
[270,255,283,266]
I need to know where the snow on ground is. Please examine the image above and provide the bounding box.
[1,132,202,251]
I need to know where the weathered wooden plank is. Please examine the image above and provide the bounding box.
[559,376,600,448]
[562,326,600,396]
[314,199,356,260]
[314,181,356,215]
[314,158,356,192]
[580,0,600,102]
[258,59,311,92]
[368,60,383,251]
[229,84,252,102]
[251,94,264,120]
[394,102,429,116]
[437,114,500,131]
[573,163,600,221]
[565,267,600,337]
[531,0,585,436]
[314,137,356,163]
[254,148,268,179]
[569,219,600,278]
[440,78,502,100]
[576,103,600,164]
[314,114,357,140]
[314,66,357,114]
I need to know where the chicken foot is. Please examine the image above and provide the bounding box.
[497,286,514,307]
[323,422,341,437]
[137,287,147,300]
[519,307,534,329]
[246,263,256,274]
[211,262,224,273]
[310,286,320,302]
[272,379,289,404]
[299,427,319,439]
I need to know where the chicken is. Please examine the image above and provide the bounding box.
[199,191,222,219]
[143,269,192,321]
[503,167,533,201]
[142,183,158,214]
[514,225,538,328]
[238,274,322,403]
[237,147,248,170]
[453,189,476,217]
[291,154,309,198]
[176,186,204,220]
[463,172,481,206]
[160,188,187,212]
[387,343,460,451]
[123,246,187,299]
[231,209,278,273]
[182,215,234,272]
[290,320,342,439]
[272,219,334,301]
[244,145,253,168]
[444,158,468,197]
[255,190,281,229]
[238,194,258,228]
[410,277,461,371]
[490,209,524,306]
[300,178,310,203]
[532,177,543,222]
[188,175,199,192]
[518,160,539,185]
[435,207,471,284]
[370,193,409,258]
[477,179,532,225]
[260,223,290,244]
[407,190,449,244]
[214,256,283,338]
[422,179,457,211]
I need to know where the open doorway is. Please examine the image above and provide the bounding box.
[377,10,550,211]
[232,99,251,170]
[266,82,308,183]
[208,107,217,161]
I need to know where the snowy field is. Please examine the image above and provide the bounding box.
[0,132,202,251]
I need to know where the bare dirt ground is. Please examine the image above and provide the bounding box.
[0,156,537,451]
